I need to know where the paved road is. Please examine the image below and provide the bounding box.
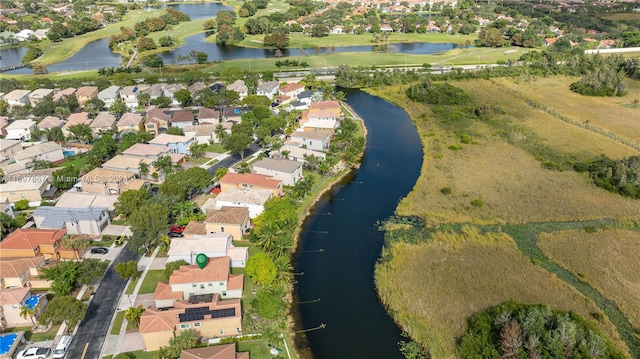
[206,142,262,177]
[66,247,139,359]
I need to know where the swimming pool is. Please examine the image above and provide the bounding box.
[0,332,24,358]
[25,294,41,309]
[63,150,76,158]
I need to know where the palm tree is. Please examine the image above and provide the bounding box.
[0,213,13,239]
[214,124,227,143]
[269,234,293,260]
[61,235,90,261]
[19,304,37,326]
[124,305,145,329]
[273,256,294,288]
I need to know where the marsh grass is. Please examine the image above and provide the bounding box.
[538,229,640,330]
[375,228,624,358]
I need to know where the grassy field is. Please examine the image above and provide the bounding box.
[236,32,477,49]
[137,269,166,294]
[367,79,640,226]
[538,229,640,330]
[375,229,626,358]
[204,46,524,72]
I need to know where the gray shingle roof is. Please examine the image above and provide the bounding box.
[34,206,108,229]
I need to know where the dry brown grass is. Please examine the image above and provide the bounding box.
[375,228,624,358]
[367,79,640,226]
[538,229,640,330]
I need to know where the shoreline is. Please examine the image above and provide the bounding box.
[287,101,368,359]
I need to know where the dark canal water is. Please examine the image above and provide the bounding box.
[293,88,424,359]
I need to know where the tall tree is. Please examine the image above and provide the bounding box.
[61,235,90,261]
[38,296,87,329]
[19,304,38,326]
[124,305,145,329]
[128,203,169,254]
[40,261,78,295]
[109,99,128,118]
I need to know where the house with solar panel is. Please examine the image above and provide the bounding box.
[139,257,243,350]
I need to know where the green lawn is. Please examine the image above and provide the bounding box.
[4,324,61,342]
[138,270,166,294]
[186,156,211,164]
[125,276,141,295]
[102,349,158,359]
[204,143,226,153]
[110,311,134,335]
[236,32,477,49]
[54,154,88,169]
[238,340,286,359]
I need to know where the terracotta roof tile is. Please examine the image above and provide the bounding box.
[183,221,207,236]
[0,229,66,251]
[0,256,45,277]
[0,287,30,305]
[204,206,249,225]
[169,256,231,285]
[219,173,281,190]
[153,281,183,301]
[227,274,244,291]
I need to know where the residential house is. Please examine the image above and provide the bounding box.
[279,83,305,98]
[256,80,279,100]
[15,29,34,41]
[36,116,64,132]
[75,86,98,106]
[380,24,394,32]
[167,234,248,268]
[0,162,27,178]
[289,101,308,110]
[203,206,251,241]
[162,84,184,106]
[62,112,91,137]
[278,144,326,163]
[5,119,35,141]
[117,113,144,132]
[54,192,119,213]
[119,85,140,110]
[149,134,194,155]
[89,112,117,135]
[102,155,153,177]
[13,142,64,167]
[77,168,142,195]
[27,89,54,106]
[0,228,73,260]
[226,80,248,100]
[0,256,50,289]
[170,110,195,130]
[0,288,47,327]
[139,294,242,351]
[221,106,252,123]
[0,116,9,137]
[122,143,183,163]
[296,90,315,105]
[251,158,303,186]
[0,197,14,218]
[180,344,249,359]
[183,123,217,145]
[52,87,76,102]
[197,108,220,125]
[212,189,272,218]
[0,177,51,203]
[33,206,110,236]
[154,257,243,308]
[307,100,341,121]
[97,85,121,108]
[141,84,163,101]
[289,130,331,151]
[3,90,31,107]
[219,173,283,197]
[187,82,206,96]
[0,139,22,162]
[209,82,225,93]
[331,25,343,34]
[274,94,291,106]
[144,107,171,135]
[182,221,207,237]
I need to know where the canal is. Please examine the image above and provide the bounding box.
[293,88,424,359]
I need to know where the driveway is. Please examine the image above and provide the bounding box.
[206,142,262,177]
[66,247,140,359]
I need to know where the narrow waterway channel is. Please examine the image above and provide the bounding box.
[293,88,424,359]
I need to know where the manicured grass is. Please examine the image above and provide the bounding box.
[54,154,88,169]
[236,32,477,49]
[5,324,61,342]
[204,46,524,72]
[538,229,640,330]
[204,143,226,153]
[186,156,211,164]
[102,349,158,359]
[375,229,626,358]
[237,340,281,359]
[137,269,166,294]
[367,82,640,226]
[110,311,134,335]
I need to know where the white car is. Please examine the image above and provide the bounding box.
[16,347,52,359]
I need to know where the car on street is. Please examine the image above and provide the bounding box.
[169,226,185,233]
[168,231,184,238]
[91,247,109,254]
[16,347,52,359]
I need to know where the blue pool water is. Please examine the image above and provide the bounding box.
[63,150,76,158]
[25,294,41,309]
[0,333,19,354]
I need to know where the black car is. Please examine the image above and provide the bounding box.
[168,232,184,238]
[91,247,109,254]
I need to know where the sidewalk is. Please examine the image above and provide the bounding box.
[101,247,160,358]
[199,152,230,169]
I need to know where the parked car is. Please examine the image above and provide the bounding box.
[91,247,109,254]
[169,226,185,233]
[16,347,52,359]
[53,335,73,358]
[168,231,184,238]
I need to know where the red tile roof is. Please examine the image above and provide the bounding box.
[153,282,183,301]
[0,229,66,251]
[169,256,231,284]
[204,206,249,225]
[219,173,281,190]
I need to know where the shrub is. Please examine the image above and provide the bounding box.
[448,144,464,151]
[14,199,29,210]
[440,187,452,195]
[470,198,484,207]
[584,225,598,233]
